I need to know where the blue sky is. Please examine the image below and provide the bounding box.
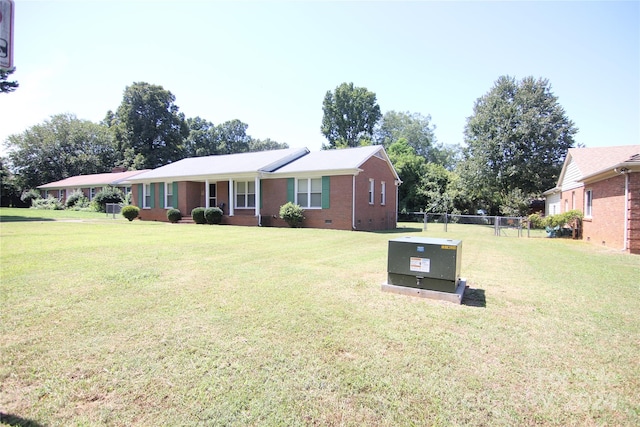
[1,1,638,156]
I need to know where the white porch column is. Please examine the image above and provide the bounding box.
[205,179,210,208]
[228,179,234,216]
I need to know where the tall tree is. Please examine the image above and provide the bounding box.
[460,75,577,214]
[249,137,289,152]
[111,82,188,168]
[374,110,460,169]
[386,138,426,212]
[374,111,436,158]
[184,116,217,157]
[321,82,381,149]
[5,113,118,189]
[0,67,18,93]
[216,119,251,154]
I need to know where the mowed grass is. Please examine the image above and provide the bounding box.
[1,208,639,426]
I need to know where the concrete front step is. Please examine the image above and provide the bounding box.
[177,216,195,224]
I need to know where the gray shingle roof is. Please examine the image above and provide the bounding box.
[128,148,309,181]
[568,145,640,178]
[272,145,397,177]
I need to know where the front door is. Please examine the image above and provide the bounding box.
[209,183,217,209]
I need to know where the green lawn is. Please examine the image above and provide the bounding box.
[1,207,639,426]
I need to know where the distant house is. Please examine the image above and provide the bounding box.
[125,146,401,231]
[37,168,150,202]
[543,145,640,254]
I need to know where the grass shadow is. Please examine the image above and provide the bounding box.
[0,216,55,223]
[462,287,486,308]
[0,412,45,427]
[374,226,423,234]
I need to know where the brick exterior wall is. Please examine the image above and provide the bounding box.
[353,156,397,231]
[560,187,584,214]
[582,174,626,251]
[131,154,398,231]
[627,172,640,254]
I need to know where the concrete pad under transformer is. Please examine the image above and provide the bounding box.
[381,278,467,304]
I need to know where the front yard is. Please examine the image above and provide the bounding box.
[1,208,639,426]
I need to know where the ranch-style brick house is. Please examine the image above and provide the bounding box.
[543,145,640,254]
[125,145,402,231]
[37,168,150,201]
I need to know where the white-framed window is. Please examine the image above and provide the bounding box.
[369,179,375,205]
[585,189,593,217]
[89,187,96,200]
[380,181,386,206]
[297,178,322,208]
[58,189,65,201]
[165,182,173,208]
[143,184,151,209]
[235,181,255,209]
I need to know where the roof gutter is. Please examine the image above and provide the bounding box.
[352,175,357,230]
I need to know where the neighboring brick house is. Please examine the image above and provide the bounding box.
[543,145,640,254]
[125,146,401,231]
[37,168,150,202]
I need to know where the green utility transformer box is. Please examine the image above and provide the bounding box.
[387,237,462,293]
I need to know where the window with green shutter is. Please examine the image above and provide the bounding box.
[322,176,330,209]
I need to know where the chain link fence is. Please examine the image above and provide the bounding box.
[399,212,537,237]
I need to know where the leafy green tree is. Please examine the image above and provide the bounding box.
[0,157,23,206]
[111,82,189,168]
[387,138,426,212]
[321,82,381,149]
[375,111,436,158]
[460,75,577,213]
[249,137,289,152]
[184,116,217,157]
[0,68,18,93]
[216,119,251,154]
[374,110,460,170]
[6,114,118,189]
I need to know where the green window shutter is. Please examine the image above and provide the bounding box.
[287,178,295,203]
[173,182,179,208]
[137,184,142,207]
[322,176,330,209]
[159,183,165,208]
[150,183,155,209]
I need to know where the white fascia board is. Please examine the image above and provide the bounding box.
[265,168,362,179]
[581,162,640,184]
[127,172,261,184]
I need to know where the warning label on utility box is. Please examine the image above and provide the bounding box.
[410,257,430,273]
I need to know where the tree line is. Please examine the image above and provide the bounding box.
[1,76,577,215]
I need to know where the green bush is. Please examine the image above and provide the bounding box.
[93,186,124,213]
[121,205,140,221]
[31,196,63,210]
[191,207,206,224]
[279,202,305,228]
[65,190,90,209]
[543,210,584,229]
[205,207,223,224]
[167,208,182,223]
[528,213,544,229]
[21,189,41,205]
